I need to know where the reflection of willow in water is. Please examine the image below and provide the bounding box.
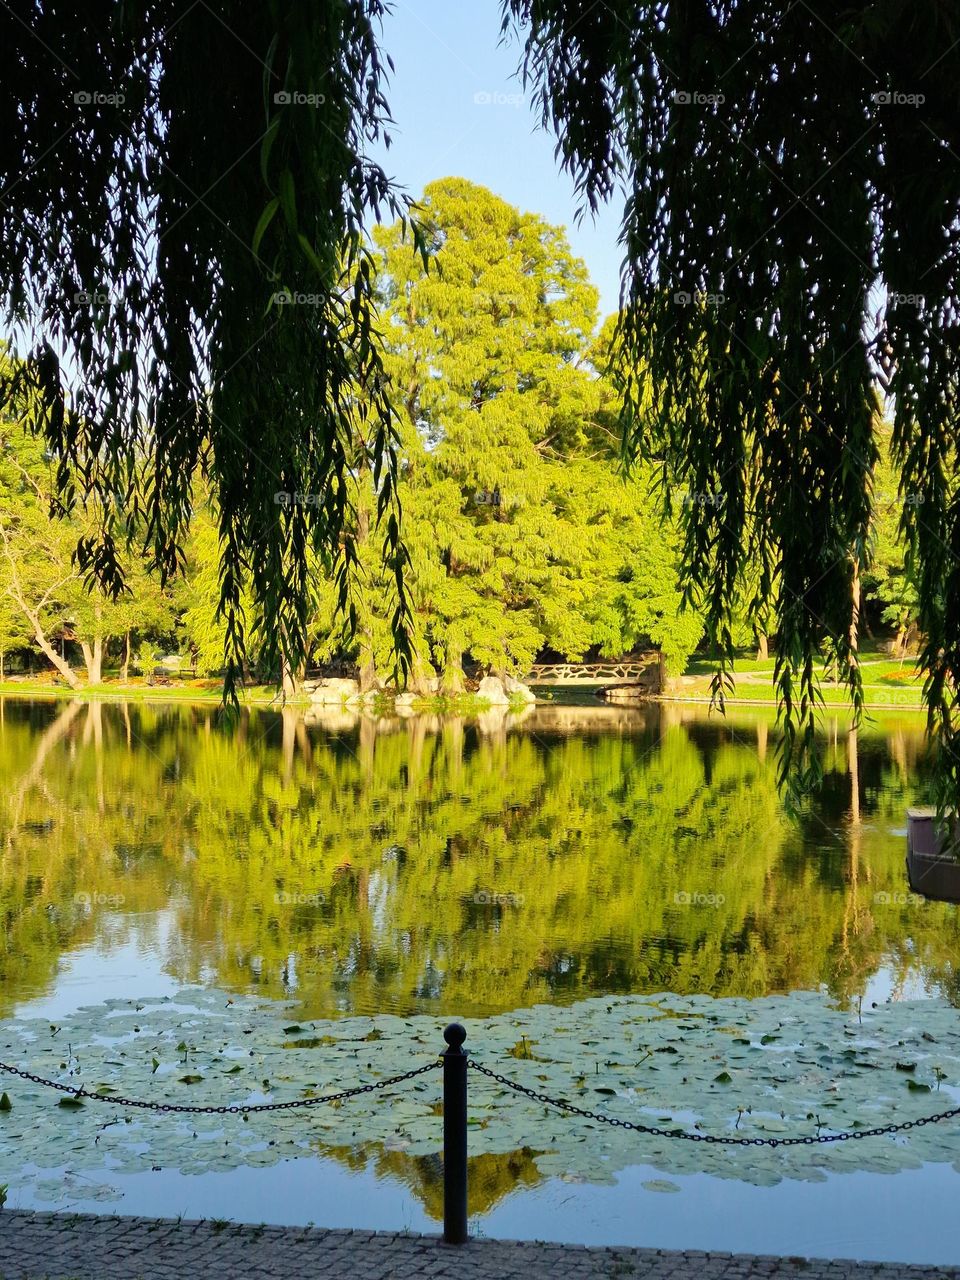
[0,697,954,1019]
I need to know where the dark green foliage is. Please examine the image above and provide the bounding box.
[0,1,414,696]
[505,0,960,804]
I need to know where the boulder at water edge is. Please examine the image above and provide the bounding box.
[309,677,361,704]
[504,674,537,703]
[476,675,511,705]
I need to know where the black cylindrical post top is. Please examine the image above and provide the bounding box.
[442,1023,468,1245]
[443,1022,467,1052]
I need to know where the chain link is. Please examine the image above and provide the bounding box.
[468,1059,960,1147]
[0,1057,440,1115]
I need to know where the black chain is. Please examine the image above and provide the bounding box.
[0,1058,440,1115]
[6,1049,958,1146]
[469,1059,960,1147]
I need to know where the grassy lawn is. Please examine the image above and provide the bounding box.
[678,650,923,709]
[0,676,290,705]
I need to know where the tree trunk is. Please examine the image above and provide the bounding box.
[408,648,435,696]
[121,630,131,683]
[355,482,378,695]
[848,558,861,659]
[0,521,81,687]
[33,625,81,688]
[281,657,300,700]
[80,636,103,684]
[441,639,465,694]
[358,632,378,694]
[755,633,768,662]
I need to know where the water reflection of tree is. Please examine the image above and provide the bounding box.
[0,698,954,1020]
[322,1141,542,1221]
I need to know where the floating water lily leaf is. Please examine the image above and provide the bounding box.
[57,1097,84,1108]
[0,1093,11,1111]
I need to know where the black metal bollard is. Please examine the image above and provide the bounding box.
[442,1022,468,1244]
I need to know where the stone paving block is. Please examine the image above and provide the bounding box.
[0,1212,959,1280]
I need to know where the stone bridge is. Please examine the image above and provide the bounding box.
[523,656,661,688]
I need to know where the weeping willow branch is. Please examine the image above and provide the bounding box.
[0,0,416,695]
[506,0,960,805]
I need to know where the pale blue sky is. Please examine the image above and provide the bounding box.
[370,0,624,319]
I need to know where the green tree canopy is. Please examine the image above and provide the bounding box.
[374,177,604,684]
[0,376,178,686]
[370,179,702,683]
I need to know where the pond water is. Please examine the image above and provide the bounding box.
[1,694,958,1263]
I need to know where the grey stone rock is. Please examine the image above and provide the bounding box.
[309,677,361,704]
[476,675,510,705]
[503,674,536,703]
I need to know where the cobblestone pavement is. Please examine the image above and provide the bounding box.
[0,1212,959,1280]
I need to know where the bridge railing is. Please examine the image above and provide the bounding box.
[525,658,659,684]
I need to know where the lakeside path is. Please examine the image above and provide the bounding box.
[0,1213,957,1280]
